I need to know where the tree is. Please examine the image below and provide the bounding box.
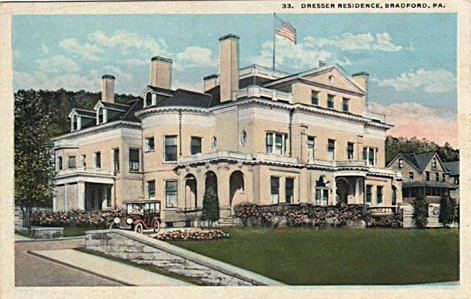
[412,195,428,229]
[15,90,55,229]
[202,187,220,227]
[439,193,453,227]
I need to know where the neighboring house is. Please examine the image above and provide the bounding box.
[443,161,459,202]
[52,34,402,227]
[387,152,458,204]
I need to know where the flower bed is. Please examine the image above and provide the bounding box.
[31,209,124,228]
[156,229,230,241]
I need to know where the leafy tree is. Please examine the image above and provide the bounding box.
[385,136,459,165]
[202,187,220,227]
[15,90,56,229]
[439,193,453,227]
[412,195,428,229]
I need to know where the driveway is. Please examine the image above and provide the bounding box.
[15,238,121,286]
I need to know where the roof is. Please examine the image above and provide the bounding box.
[100,101,130,111]
[444,161,459,176]
[71,108,96,118]
[146,85,215,108]
[395,152,445,173]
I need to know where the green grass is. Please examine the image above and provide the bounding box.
[170,228,459,285]
[75,248,199,285]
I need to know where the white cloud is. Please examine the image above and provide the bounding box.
[252,38,336,69]
[305,32,403,52]
[41,43,49,54]
[368,101,457,147]
[89,30,169,57]
[175,46,217,70]
[36,55,79,73]
[373,69,456,93]
[122,58,148,66]
[59,38,104,61]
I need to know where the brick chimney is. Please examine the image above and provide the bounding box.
[219,34,239,103]
[352,72,369,92]
[150,56,172,89]
[101,74,115,103]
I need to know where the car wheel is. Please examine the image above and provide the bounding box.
[153,220,160,233]
[134,223,143,234]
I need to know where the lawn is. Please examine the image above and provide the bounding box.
[171,228,459,285]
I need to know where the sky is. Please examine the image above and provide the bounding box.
[12,14,457,146]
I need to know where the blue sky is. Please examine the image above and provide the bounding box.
[12,13,457,146]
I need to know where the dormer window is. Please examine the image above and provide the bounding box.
[144,92,157,108]
[72,115,79,131]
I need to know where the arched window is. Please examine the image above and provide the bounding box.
[145,93,152,107]
[315,176,329,206]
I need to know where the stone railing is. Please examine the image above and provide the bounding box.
[236,86,293,103]
[56,167,115,177]
[255,153,298,164]
[179,151,252,164]
[367,206,396,215]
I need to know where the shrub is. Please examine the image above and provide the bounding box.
[31,209,124,228]
[366,214,402,228]
[202,187,220,227]
[413,195,428,228]
[439,193,453,227]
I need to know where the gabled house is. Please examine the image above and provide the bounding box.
[51,33,403,227]
[387,152,457,204]
[443,161,459,201]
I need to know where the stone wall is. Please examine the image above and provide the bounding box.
[85,230,282,286]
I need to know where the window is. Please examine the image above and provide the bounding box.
[191,137,202,155]
[399,159,404,168]
[366,185,372,204]
[409,172,414,181]
[432,157,437,169]
[145,93,152,107]
[68,156,76,169]
[435,172,440,182]
[147,180,155,199]
[425,171,430,181]
[164,136,177,161]
[94,152,101,168]
[165,180,177,208]
[315,177,328,206]
[327,139,335,161]
[57,156,63,171]
[342,98,350,112]
[270,176,280,204]
[311,90,319,105]
[347,142,354,160]
[80,154,86,168]
[211,136,217,150]
[72,115,79,131]
[363,146,377,166]
[454,177,459,185]
[266,132,287,155]
[145,137,155,152]
[97,107,106,124]
[113,148,120,172]
[442,173,446,182]
[307,136,315,160]
[285,178,294,203]
[129,148,140,171]
[327,94,335,109]
[377,186,383,205]
[240,130,247,145]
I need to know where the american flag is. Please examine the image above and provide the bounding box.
[275,16,296,44]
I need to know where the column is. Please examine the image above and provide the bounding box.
[77,182,85,210]
[355,178,360,204]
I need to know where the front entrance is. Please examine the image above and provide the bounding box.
[85,183,112,211]
[335,177,364,205]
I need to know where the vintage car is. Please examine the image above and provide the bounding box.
[109,200,161,233]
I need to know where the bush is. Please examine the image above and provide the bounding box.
[202,188,220,226]
[439,193,453,226]
[156,229,230,241]
[366,214,402,228]
[31,209,124,228]
[413,195,428,229]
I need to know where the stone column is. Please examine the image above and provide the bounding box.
[77,182,85,210]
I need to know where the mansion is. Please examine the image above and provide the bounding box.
[52,34,403,227]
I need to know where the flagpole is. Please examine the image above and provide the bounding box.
[273,13,276,70]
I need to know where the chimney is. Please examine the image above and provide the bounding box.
[203,74,218,92]
[318,61,327,67]
[219,34,239,103]
[101,74,115,103]
[150,56,172,89]
[352,72,369,92]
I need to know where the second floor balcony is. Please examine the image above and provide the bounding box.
[55,166,115,179]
